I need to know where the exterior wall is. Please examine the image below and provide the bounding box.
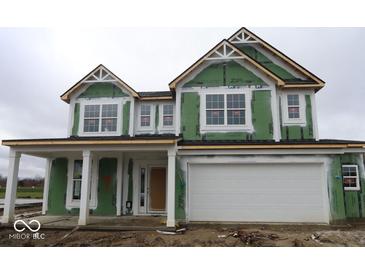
[329,153,365,221]
[69,83,133,137]
[133,100,176,135]
[46,157,118,216]
[180,89,273,141]
[279,92,315,140]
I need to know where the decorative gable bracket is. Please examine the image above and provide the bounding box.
[206,42,244,60]
[230,30,258,44]
[84,67,116,83]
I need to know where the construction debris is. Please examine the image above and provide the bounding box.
[217,230,281,246]
[156,227,187,235]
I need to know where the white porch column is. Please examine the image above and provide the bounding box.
[2,149,21,224]
[78,150,93,225]
[42,158,52,215]
[166,148,176,227]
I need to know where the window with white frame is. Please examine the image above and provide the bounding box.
[83,104,118,133]
[281,93,306,125]
[72,160,83,200]
[140,104,151,127]
[287,94,300,119]
[342,165,360,191]
[162,104,174,126]
[205,93,246,126]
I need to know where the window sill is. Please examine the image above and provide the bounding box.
[344,187,361,191]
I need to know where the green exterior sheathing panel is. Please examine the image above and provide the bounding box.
[183,61,266,88]
[237,45,298,81]
[329,154,365,221]
[175,158,186,220]
[127,159,133,202]
[181,92,201,140]
[181,90,273,141]
[329,156,346,220]
[78,83,128,98]
[122,101,130,135]
[47,158,68,215]
[280,95,314,140]
[251,90,273,140]
[93,158,117,216]
[72,103,80,136]
[204,132,249,141]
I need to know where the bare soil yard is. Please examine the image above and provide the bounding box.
[1,206,365,247]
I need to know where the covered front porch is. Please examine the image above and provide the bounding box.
[1,137,180,227]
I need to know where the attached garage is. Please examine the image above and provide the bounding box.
[188,163,329,223]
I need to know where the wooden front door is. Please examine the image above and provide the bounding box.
[148,167,166,212]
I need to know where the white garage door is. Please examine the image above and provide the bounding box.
[189,163,328,223]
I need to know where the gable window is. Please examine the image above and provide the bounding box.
[205,93,246,126]
[83,103,118,133]
[162,104,174,126]
[287,94,300,119]
[342,165,360,191]
[281,93,306,126]
[206,94,225,125]
[227,94,245,125]
[140,104,151,127]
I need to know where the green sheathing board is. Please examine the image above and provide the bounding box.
[47,158,68,215]
[183,61,266,88]
[93,158,117,216]
[329,154,365,221]
[251,90,273,140]
[329,155,346,221]
[236,45,298,81]
[181,90,273,141]
[71,103,80,136]
[78,83,128,99]
[280,95,314,140]
[175,158,186,220]
[122,101,131,135]
[181,92,201,140]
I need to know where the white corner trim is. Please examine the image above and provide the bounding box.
[281,92,306,126]
[271,87,281,142]
[199,88,254,133]
[129,99,135,136]
[311,93,319,140]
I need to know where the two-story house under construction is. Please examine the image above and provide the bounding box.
[2,28,365,227]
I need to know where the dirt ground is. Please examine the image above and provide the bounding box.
[1,206,365,247]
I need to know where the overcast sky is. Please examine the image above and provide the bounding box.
[0,28,364,178]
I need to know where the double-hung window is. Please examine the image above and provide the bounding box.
[83,104,118,133]
[140,104,151,127]
[205,93,246,127]
[342,165,360,191]
[287,94,300,119]
[282,93,306,125]
[162,104,174,126]
[72,160,83,200]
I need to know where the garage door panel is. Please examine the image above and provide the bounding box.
[189,163,327,223]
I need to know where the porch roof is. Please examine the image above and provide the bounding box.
[1,135,180,147]
[178,139,365,150]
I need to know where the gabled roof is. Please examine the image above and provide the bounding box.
[169,28,325,91]
[60,64,139,103]
[228,28,325,88]
[169,39,286,90]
